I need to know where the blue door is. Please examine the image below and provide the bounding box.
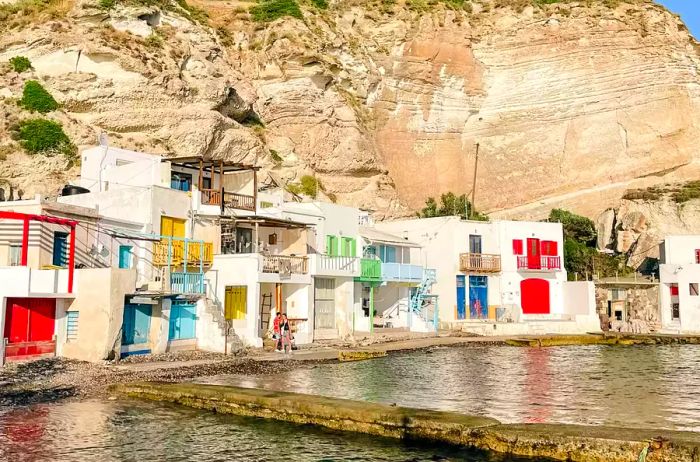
[456,275,466,320]
[123,304,152,345]
[118,245,132,269]
[52,232,68,267]
[169,302,196,340]
[469,276,488,319]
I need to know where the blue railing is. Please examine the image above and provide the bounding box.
[381,263,423,282]
[170,272,204,294]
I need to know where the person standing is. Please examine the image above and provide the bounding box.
[272,312,282,352]
[280,313,293,355]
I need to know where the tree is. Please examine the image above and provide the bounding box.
[419,192,487,221]
[548,208,597,246]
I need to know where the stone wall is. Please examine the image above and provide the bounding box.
[595,284,660,334]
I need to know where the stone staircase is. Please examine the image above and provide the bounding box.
[198,298,244,354]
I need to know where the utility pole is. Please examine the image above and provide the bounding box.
[470,143,479,219]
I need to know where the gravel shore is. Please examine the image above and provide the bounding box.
[0,351,320,407]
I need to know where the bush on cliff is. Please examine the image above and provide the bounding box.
[19,80,59,113]
[250,0,302,22]
[9,56,32,73]
[13,118,75,156]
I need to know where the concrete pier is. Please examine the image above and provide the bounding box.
[113,382,700,462]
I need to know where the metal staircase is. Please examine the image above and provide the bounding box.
[408,269,439,332]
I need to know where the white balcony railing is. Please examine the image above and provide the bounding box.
[312,255,359,276]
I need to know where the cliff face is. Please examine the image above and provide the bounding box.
[0,0,699,220]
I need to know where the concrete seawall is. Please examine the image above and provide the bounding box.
[113,382,700,461]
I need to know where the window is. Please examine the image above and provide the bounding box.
[260,201,274,209]
[225,286,247,320]
[541,241,558,256]
[379,245,397,263]
[469,235,482,254]
[66,311,79,341]
[9,244,21,266]
[115,159,133,167]
[118,245,133,269]
[170,172,192,192]
[340,237,356,257]
[696,249,700,264]
[671,284,679,296]
[326,235,338,256]
[52,232,69,267]
[691,283,699,296]
[512,240,523,255]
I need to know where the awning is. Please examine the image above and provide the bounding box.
[167,156,259,172]
[222,215,311,229]
[360,226,420,248]
[100,226,162,242]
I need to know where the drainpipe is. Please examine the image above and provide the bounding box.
[370,284,374,335]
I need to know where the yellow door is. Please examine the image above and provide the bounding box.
[225,286,247,320]
[160,216,186,238]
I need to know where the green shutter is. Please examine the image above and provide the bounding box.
[350,238,357,257]
[326,235,338,256]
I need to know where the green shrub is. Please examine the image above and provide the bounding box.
[19,80,59,113]
[145,32,163,48]
[287,175,321,198]
[548,208,596,246]
[99,0,116,9]
[310,0,328,9]
[419,192,487,221]
[250,0,302,22]
[269,149,283,163]
[9,56,32,73]
[14,118,75,156]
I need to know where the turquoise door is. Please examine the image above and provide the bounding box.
[52,232,68,267]
[123,304,152,345]
[118,245,132,269]
[169,302,196,340]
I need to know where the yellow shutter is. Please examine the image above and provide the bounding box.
[160,216,186,238]
[225,286,247,320]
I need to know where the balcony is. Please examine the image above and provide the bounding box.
[382,262,423,283]
[170,272,205,294]
[517,256,561,271]
[261,255,308,275]
[223,191,256,212]
[153,239,214,267]
[312,255,359,277]
[459,253,501,273]
[357,258,382,283]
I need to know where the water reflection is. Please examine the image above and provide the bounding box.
[201,345,700,431]
[0,400,534,462]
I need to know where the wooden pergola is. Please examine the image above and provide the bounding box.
[168,157,260,212]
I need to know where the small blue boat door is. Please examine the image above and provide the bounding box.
[456,275,466,320]
[123,304,152,345]
[469,276,488,319]
[169,302,196,340]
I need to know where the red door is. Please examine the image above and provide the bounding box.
[526,238,541,269]
[4,298,56,357]
[520,279,550,314]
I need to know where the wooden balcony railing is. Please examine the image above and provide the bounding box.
[517,256,561,271]
[201,189,222,206]
[261,255,308,275]
[153,240,214,266]
[223,192,256,212]
[459,253,501,273]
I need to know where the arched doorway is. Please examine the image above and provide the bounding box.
[520,279,550,314]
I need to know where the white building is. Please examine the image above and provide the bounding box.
[659,235,700,333]
[375,216,599,335]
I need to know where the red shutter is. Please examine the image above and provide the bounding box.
[540,241,558,256]
[551,241,558,256]
[512,239,523,255]
[671,285,679,296]
[696,249,700,264]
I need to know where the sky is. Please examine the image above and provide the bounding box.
[656,0,699,39]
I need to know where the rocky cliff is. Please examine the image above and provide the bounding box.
[0,0,698,219]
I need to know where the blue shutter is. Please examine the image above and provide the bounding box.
[66,311,79,341]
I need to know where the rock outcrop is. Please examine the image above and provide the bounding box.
[1,0,699,219]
